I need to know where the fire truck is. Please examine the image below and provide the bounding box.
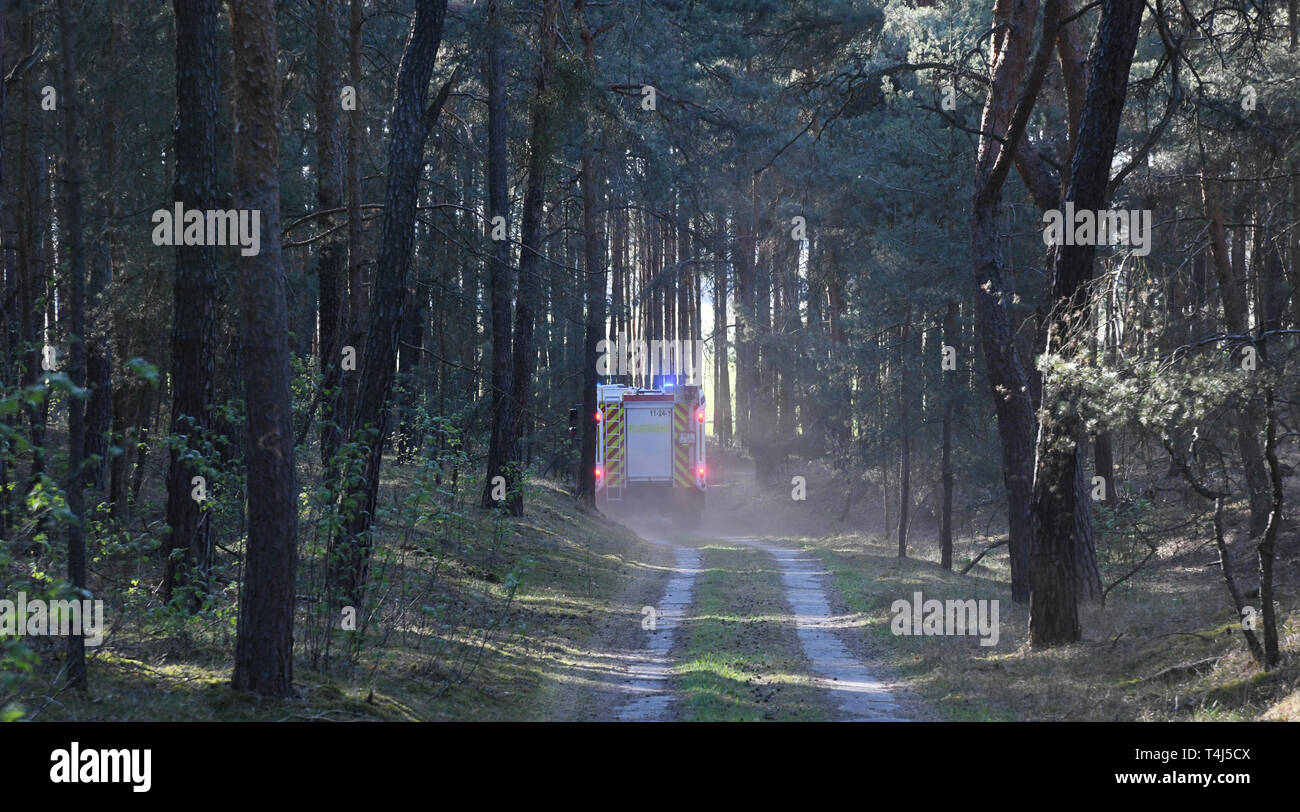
[592,381,705,528]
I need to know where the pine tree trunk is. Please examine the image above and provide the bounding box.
[1093,268,1117,501]
[1258,390,1282,668]
[16,12,48,498]
[1030,0,1144,647]
[611,207,625,347]
[57,0,89,691]
[1289,174,1300,324]
[1201,179,1272,535]
[163,0,219,609]
[897,319,913,558]
[735,199,756,445]
[83,2,122,491]
[0,11,7,535]
[479,0,514,509]
[941,301,957,570]
[229,0,298,696]
[335,0,366,465]
[968,0,1043,605]
[332,0,448,600]
[778,240,798,440]
[504,0,559,516]
[577,0,604,506]
[315,0,347,469]
[826,263,848,448]
[714,232,731,445]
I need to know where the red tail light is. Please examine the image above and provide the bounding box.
[696,408,705,423]
[595,410,602,422]
[697,466,705,477]
[595,466,603,478]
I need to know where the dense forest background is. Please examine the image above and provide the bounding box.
[1,0,1298,716]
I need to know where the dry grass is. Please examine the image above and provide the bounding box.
[17,473,670,722]
[705,445,1300,721]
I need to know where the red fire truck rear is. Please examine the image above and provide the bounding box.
[593,382,705,527]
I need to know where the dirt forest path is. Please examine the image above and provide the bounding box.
[733,538,910,721]
[535,530,700,722]
[612,543,702,721]
[605,532,914,721]
[544,449,926,721]
[547,528,919,721]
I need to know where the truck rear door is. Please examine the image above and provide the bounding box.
[623,395,674,481]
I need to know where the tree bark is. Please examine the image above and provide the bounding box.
[480,0,514,509]
[315,0,347,468]
[735,192,757,446]
[778,238,799,440]
[1200,175,1272,535]
[332,0,366,467]
[57,0,89,691]
[1258,390,1282,668]
[969,0,1045,604]
[1289,173,1300,325]
[577,0,605,506]
[897,318,913,558]
[940,300,958,570]
[332,0,448,601]
[15,12,48,499]
[163,0,219,610]
[504,0,560,515]
[0,10,7,536]
[1029,0,1144,647]
[1093,264,1117,501]
[714,230,732,445]
[1254,209,1286,335]
[84,2,122,491]
[230,0,298,696]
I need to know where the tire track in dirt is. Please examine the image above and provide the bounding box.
[738,538,909,721]
[613,542,702,721]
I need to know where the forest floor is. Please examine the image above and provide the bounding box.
[26,473,681,721]
[19,440,1299,721]
[701,443,1300,721]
